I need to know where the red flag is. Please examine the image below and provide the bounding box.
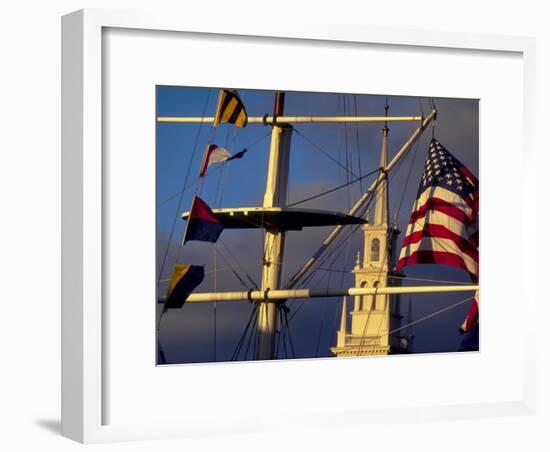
[183,196,224,244]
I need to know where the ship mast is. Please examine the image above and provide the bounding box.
[257,92,291,360]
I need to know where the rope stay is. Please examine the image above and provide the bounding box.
[387,295,474,338]
[287,166,382,208]
[157,88,212,287]
[157,130,271,209]
[231,303,259,361]
[293,127,358,179]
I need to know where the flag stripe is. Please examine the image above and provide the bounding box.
[397,250,477,279]
[220,92,235,113]
[401,224,479,262]
[413,186,474,220]
[419,185,477,212]
[398,236,478,272]
[228,100,244,124]
[409,197,472,225]
[221,97,239,122]
[404,209,472,241]
[214,89,248,127]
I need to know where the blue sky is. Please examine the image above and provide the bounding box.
[156,86,478,364]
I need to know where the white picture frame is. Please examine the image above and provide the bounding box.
[62,8,537,443]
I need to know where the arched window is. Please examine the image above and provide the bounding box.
[371,238,380,261]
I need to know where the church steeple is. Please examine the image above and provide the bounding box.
[331,101,409,357]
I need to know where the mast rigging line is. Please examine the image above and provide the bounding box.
[157,130,272,209]
[216,239,259,290]
[283,306,297,359]
[353,96,364,192]
[231,303,259,361]
[386,295,474,338]
[287,166,382,208]
[157,88,212,287]
[293,126,358,179]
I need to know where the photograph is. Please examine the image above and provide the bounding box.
[156,86,479,365]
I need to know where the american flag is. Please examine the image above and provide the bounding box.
[396,139,479,281]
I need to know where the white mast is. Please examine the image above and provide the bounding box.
[256,92,291,360]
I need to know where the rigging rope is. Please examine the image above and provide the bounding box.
[231,304,259,361]
[157,88,212,287]
[287,166,382,207]
[302,271,472,286]
[387,295,474,338]
[293,127,358,178]
[353,96,364,192]
[214,242,254,290]
[157,131,271,208]
[213,245,217,361]
[219,239,259,290]
[343,95,352,211]
[283,306,297,359]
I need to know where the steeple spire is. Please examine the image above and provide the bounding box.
[373,101,389,226]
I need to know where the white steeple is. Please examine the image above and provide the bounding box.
[331,103,408,357]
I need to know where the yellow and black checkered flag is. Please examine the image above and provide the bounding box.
[213,89,248,128]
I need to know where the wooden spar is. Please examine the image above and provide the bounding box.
[157,115,424,124]
[158,284,479,304]
[286,108,437,289]
[255,92,290,360]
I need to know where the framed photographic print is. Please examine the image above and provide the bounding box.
[62,9,536,443]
